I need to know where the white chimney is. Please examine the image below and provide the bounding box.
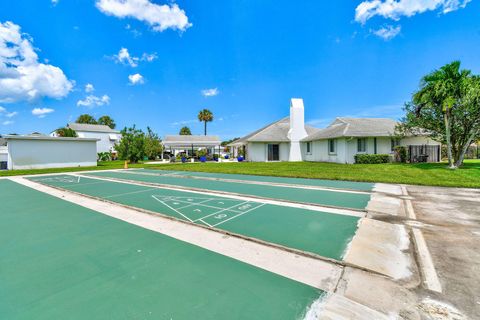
[287,98,308,161]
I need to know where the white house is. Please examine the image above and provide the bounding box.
[52,123,122,154]
[229,98,441,164]
[2,135,98,170]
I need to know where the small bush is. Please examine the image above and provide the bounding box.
[355,154,391,164]
[394,146,408,163]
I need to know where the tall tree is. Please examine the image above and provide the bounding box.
[55,127,78,137]
[98,115,116,129]
[197,109,213,136]
[179,126,192,135]
[144,127,163,160]
[398,61,480,168]
[114,126,145,163]
[76,114,97,124]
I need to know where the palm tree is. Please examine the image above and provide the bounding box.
[197,109,213,136]
[179,126,192,135]
[413,61,471,169]
[98,115,116,129]
[76,114,97,124]
[55,127,78,137]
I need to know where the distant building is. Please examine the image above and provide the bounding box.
[163,135,222,157]
[1,135,98,170]
[52,123,121,154]
[229,98,441,163]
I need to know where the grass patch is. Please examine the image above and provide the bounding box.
[146,160,480,188]
[0,161,144,177]
[1,160,479,188]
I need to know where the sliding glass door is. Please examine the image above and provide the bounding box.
[267,144,280,161]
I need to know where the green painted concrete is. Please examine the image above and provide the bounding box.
[0,179,323,319]
[28,175,360,261]
[138,168,375,191]
[87,170,371,210]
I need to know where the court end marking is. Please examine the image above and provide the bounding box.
[74,173,364,218]
[151,195,194,222]
[212,203,267,227]
[192,201,251,223]
[402,185,442,293]
[11,176,342,292]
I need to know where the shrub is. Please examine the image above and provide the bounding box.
[355,154,391,164]
[394,146,408,163]
[97,152,112,162]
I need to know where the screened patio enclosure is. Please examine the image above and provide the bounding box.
[163,135,222,158]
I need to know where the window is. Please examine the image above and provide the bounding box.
[391,139,400,151]
[267,144,280,161]
[306,142,312,154]
[357,138,367,153]
[328,139,336,154]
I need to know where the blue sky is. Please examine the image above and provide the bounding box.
[0,0,479,139]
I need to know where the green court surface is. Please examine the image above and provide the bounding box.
[28,175,360,261]
[138,168,375,191]
[0,179,323,319]
[85,170,371,210]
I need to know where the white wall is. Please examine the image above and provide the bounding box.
[7,139,97,170]
[305,138,348,163]
[0,146,7,162]
[76,131,121,153]
[345,137,393,164]
[246,142,291,161]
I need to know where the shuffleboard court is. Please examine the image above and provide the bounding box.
[136,168,375,191]
[1,179,323,319]
[28,174,360,261]
[85,170,371,210]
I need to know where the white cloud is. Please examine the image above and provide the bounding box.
[85,83,95,93]
[112,47,157,67]
[371,25,401,40]
[2,120,13,125]
[128,73,144,85]
[0,21,74,103]
[355,0,472,24]
[52,0,59,5]
[32,107,54,118]
[201,88,219,97]
[0,106,5,113]
[77,95,111,108]
[170,119,196,126]
[5,111,18,118]
[96,0,191,32]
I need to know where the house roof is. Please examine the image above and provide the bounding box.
[229,117,319,146]
[163,135,221,147]
[303,117,399,141]
[67,123,120,133]
[3,135,99,142]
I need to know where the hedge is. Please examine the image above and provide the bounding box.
[354,154,391,164]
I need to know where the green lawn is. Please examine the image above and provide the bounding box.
[145,160,480,188]
[2,160,479,188]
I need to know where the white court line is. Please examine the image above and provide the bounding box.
[10,176,342,292]
[122,170,370,195]
[192,201,250,222]
[152,197,245,214]
[151,195,194,222]
[176,198,216,210]
[104,188,154,199]
[70,173,364,218]
[212,203,267,227]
